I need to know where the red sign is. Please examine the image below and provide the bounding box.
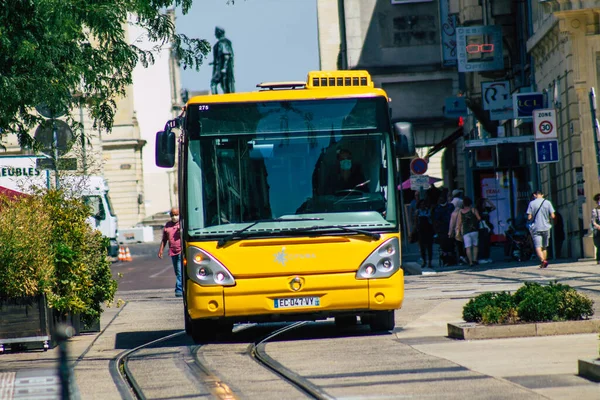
[410,158,428,175]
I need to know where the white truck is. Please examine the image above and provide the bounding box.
[0,156,119,257]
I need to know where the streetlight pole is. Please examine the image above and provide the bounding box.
[52,118,60,189]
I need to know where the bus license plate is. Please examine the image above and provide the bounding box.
[274,297,320,309]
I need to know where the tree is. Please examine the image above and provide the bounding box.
[0,0,214,148]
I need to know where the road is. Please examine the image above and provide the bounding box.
[98,241,600,399]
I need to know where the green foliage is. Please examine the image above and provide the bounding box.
[0,190,117,323]
[464,281,595,324]
[463,291,516,324]
[0,0,212,145]
[0,194,55,299]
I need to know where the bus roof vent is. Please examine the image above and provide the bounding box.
[306,71,374,89]
[256,81,306,90]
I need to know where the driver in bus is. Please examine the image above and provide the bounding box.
[324,149,368,195]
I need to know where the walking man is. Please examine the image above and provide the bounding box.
[158,208,183,297]
[526,190,555,268]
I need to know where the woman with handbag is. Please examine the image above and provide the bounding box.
[591,193,600,264]
[456,196,482,266]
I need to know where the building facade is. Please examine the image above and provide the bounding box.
[317,0,461,187]
[318,0,600,259]
[527,2,600,259]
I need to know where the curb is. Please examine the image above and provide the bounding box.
[447,319,600,340]
[578,358,600,382]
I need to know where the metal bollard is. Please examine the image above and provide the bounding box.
[54,323,76,400]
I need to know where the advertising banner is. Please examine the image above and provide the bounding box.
[456,26,504,72]
[439,0,457,66]
[482,81,513,120]
[481,172,517,241]
[512,92,544,120]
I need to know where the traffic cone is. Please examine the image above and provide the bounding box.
[118,246,125,262]
[124,247,132,262]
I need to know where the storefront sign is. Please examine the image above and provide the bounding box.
[444,96,468,118]
[464,135,534,148]
[456,26,504,72]
[439,0,457,66]
[512,92,544,120]
[482,81,513,121]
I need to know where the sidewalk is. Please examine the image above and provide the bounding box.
[401,238,574,275]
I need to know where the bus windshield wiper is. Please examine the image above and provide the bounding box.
[284,224,381,240]
[216,217,323,248]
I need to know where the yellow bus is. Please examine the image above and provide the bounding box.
[156,71,415,343]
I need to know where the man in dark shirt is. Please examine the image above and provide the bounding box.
[324,149,368,195]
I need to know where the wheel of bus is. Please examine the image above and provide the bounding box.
[185,310,218,344]
[189,320,219,344]
[334,315,357,327]
[369,310,395,332]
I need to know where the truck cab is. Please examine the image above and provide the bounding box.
[80,176,119,257]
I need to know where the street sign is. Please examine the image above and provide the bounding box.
[410,158,428,175]
[535,140,559,164]
[533,108,558,140]
[34,119,74,157]
[410,175,430,191]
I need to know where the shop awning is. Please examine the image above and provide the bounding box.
[425,127,464,160]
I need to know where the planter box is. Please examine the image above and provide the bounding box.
[578,358,600,382]
[0,296,53,352]
[448,319,600,340]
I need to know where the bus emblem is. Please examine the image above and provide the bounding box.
[274,247,316,266]
[274,247,288,266]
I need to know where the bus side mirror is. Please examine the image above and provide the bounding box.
[393,122,416,158]
[156,130,175,168]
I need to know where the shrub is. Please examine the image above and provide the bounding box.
[516,285,558,322]
[0,189,117,324]
[463,291,516,324]
[0,194,55,300]
[464,281,595,324]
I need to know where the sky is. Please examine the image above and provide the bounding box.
[175,0,320,94]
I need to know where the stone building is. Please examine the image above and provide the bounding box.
[317,0,461,189]
[317,0,600,259]
[527,2,600,259]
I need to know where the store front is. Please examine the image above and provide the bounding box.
[467,142,537,243]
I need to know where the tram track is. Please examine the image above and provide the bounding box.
[111,321,334,399]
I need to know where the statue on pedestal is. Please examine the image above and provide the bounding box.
[210,26,235,94]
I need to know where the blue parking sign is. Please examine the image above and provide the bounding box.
[535,140,559,164]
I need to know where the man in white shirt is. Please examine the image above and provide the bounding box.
[527,190,556,269]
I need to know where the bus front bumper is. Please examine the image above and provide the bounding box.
[186,270,403,321]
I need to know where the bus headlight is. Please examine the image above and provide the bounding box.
[187,247,235,286]
[356,238,400,279]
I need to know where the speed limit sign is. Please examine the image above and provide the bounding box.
[533,109,557,140]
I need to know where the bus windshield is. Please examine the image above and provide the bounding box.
[185,97,397,238]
